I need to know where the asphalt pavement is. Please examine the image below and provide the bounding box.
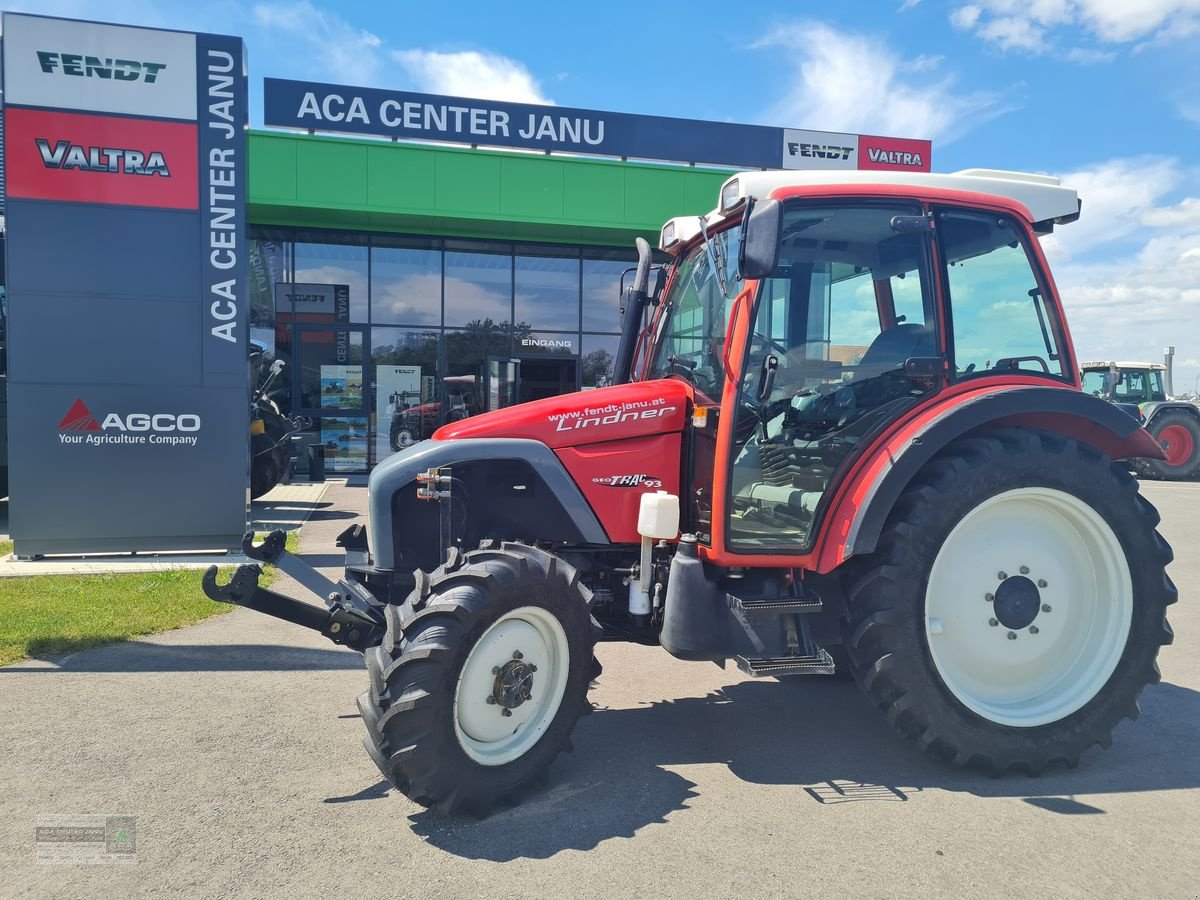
[1,479,1197,899]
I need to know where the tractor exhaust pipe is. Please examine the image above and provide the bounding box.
[613,237,654,386]
[1164,345,1175,397]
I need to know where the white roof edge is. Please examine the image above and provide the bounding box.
[699,168,1080,232]
[1080,361,1167,371]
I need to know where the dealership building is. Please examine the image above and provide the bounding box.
[0,12,931,554]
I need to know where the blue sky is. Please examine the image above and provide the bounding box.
[8,0,1200,392]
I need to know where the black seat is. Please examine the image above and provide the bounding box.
[853,323,935,378]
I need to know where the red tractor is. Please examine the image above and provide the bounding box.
[206,168,1175,814]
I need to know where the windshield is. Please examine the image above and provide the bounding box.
[643,223,741,396]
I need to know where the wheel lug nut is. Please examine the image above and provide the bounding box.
[1019,565,1030,575]
[486,696,496,704]
[988,618,999,627]
[1029,626,1039,635]
[998,571,1008,580]
[1007,631,1017,640]
[501,708,512,717]
[1038,579,1048,588]
[1042,604,1052,613]
[529,664,537,672]
[513,651,523,660]
[985,593,994,603]
[492,666,501,675]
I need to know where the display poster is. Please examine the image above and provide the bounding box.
[376,365,423,459]
[319,364,363,408]
[320,416,367,472]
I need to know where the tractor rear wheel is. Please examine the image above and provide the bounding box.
[359,543,600,814]
[1139,411,1200,480]
[843,428,1175,773]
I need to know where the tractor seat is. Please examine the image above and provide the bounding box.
[852,324,936,379]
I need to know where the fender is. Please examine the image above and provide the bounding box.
[820,386,1164,571]
[367,437,610,572]
[1142,401,1200,426]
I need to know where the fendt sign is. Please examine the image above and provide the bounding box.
[2,13,249,555]
[265,78,932,172]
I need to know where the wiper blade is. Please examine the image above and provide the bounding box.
[697,215,729,298]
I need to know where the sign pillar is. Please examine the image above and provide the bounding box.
[1,13,249,555]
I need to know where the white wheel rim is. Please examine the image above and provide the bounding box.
[453,606,570,766]
[925,487,1133,728]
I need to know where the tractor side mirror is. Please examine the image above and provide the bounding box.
[739,198,783,280]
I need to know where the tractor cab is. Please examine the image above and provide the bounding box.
[1080,361,1168,404]
[638,169,1083,560]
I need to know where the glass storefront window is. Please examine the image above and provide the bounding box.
[581,333,620,389]
[515,248,580,331]
[445,244,513,327]
[372,244,441,326]
[372,327,441,461]
[294,240,369,323]
[249,237,290,330]
[582,251,636,332]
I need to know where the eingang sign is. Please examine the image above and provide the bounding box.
[264,78,932,172]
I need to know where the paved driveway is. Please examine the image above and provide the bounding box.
[2,480,1197,898]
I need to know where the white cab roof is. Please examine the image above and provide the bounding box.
[1080,361,1166,371]
[661,168,1080,253]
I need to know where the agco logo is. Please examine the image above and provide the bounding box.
[58,398,201,447]
[36,51,167,83]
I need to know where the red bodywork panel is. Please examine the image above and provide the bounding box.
[433,379,692,450]
[556,433,683,544]
[432,380,692,544]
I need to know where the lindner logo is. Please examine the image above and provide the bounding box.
[36,51,167,83]
[57,398,201,447]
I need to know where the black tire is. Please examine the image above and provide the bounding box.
[360,542,601,814]
[250,454,279,500]
[1138,411,1200,480]
[842,428,1175,773]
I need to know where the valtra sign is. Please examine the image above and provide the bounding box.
[2,13,249,556]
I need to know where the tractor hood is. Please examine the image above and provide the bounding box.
[432,379,693,449]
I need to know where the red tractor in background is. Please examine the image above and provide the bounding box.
[206,168,1175,814]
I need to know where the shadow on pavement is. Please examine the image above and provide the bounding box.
[405,678,1200,861]
[1,640,363,673]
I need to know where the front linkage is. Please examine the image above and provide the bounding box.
[202,531,385,652]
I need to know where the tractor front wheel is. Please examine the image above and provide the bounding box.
[843,429,1175,773]
[359,543,600,814]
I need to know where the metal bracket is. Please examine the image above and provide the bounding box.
[241,529,340,604]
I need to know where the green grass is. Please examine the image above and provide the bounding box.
[0,528,303,666]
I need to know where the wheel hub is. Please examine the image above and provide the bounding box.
[993,575,1041,630]
[492,658,535,709]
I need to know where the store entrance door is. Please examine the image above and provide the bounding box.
[518,356,579,404]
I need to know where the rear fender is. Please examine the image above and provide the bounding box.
[1144,401,1200,425]
[822,387,1163,571]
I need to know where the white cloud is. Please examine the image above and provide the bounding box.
[950,0,1200,54]
[393,49,552,104]
[1044,156,1200,395]
[1064,46,1118,62]
[754,22,1012,143]
[254,1,384,85]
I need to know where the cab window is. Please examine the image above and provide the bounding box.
[938,210,1066,381]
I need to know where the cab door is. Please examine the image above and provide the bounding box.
[713,202,942,557]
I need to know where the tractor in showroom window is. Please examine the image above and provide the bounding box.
[206,168,1175,814]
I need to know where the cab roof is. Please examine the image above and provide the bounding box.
[659,168,1081,254]
[1080,361,1167,371]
